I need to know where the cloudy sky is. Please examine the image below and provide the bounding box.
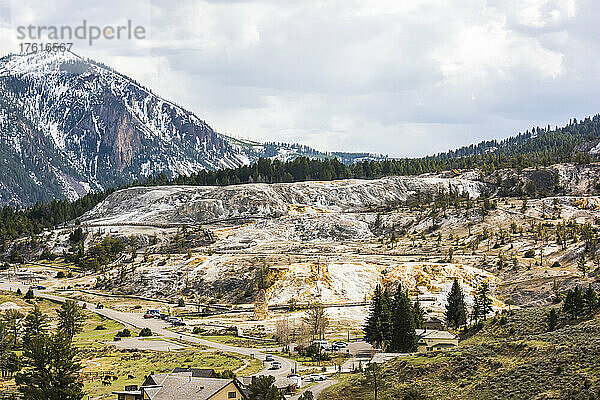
[1,0,599,157]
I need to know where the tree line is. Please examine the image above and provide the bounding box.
[363,284,424,353]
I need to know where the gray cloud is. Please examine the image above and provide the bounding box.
[2,0,600,156]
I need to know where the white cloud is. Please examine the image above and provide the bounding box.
[2,0,599,156]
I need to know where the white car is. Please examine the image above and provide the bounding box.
[270,361,282,370]
[309,374,327,381]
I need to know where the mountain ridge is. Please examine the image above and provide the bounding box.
[0,51,382,206]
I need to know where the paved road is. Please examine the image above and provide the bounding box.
[290,379,339,400]
[342,340,373,371]
[0,281,293,378]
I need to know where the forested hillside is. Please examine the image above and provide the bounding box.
[2,114,600,248]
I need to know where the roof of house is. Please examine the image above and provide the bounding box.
[416,329,458,340]
[142,374,241,400]
[172,368,217,378]
[425,317,445,323]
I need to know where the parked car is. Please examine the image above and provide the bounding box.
[145,309,160,317]
[270,361,282,370]
[265,354,275,362]
[333,341,348,348]
[309,374,327,381]
[30,285,46,290]
[171,318,186,326]
[311,340,329,349]
[143,313,154,319]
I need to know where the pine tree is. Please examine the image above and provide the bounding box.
[388,284,417,353]
[364,285,391,350]
[16,333,85,400]
[577,255,588,277]
[475,281,493,320]
[22,305,49,348]
[246,375,283,400]
[412,300,425,329]
[471,296,482,325]
[563,289,576,319]
[546,308,558,332]
[573,286,585,317]
[56,301,86,341]
[584,285,598,315]
[446,278,467,328]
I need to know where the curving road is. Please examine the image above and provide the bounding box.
[0,281,294,379]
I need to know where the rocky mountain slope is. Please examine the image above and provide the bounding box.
[80,175,489,226]
[0,51,378,206]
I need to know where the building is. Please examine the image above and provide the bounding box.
[423,317,446,331]
[113,385,143,400]
[415,329,459,352]
[171,368,218,378]
[113,373,246,400]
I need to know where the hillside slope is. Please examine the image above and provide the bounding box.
[323,307,600,400]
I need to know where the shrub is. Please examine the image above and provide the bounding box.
[524,249,535,258]
[24,288,34,299]
[116,329,131,338]
[95,324,107,330]
[56,271,65,278]
[41,247,56,261]
[177,298,185,307]
[551,261,561,268]
[192,326,204,334]
[216,370,236,379]
[402,387,428,400]
[139,327,153,337]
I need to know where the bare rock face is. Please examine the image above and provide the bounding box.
[81,175,490,226]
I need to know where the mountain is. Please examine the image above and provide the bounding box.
[0,51,382,206]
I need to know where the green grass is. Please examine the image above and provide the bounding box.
[196,334,276,348]
[0,290,263,400]
[74,313,129,348]
[80,349,262,399]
